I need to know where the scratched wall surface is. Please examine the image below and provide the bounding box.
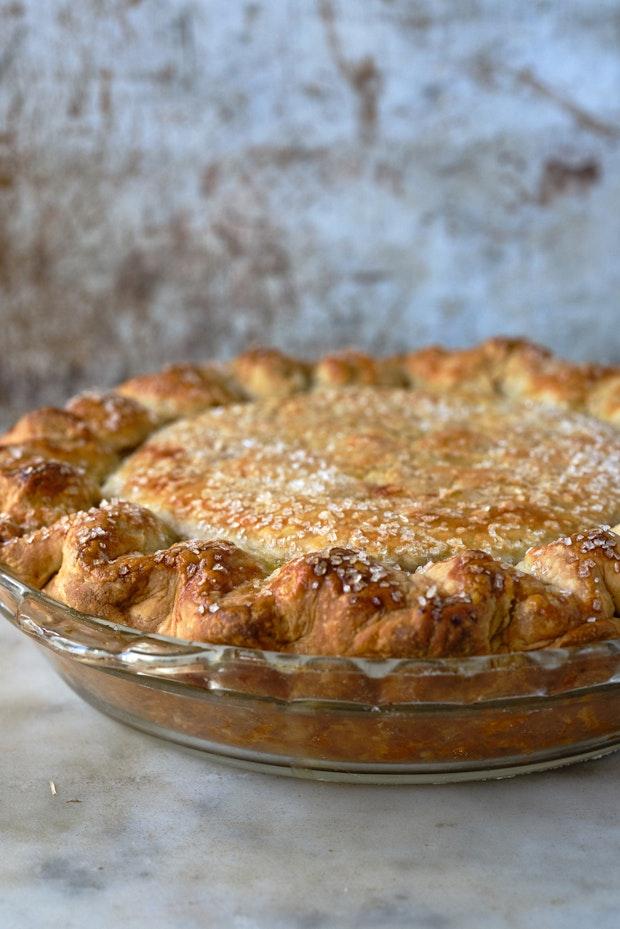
[0,0,620,425]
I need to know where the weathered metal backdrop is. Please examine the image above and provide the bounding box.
[1,0,619,424]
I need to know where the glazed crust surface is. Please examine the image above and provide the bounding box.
[2,339,620,659]
[104,388,620,568]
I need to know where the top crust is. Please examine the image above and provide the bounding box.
[1,338,620,659]
[103,388,620,569]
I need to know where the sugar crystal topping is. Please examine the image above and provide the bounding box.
[103,387,620,570]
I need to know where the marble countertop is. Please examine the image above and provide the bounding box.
[2,619,619,929]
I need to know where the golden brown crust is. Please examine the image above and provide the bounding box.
[0,515,74,588]
[156,542,268,643]
[1,500,268,636]
[231,348,311,398]
[0,500,176,590]
[117,363,245,420]
[4,506,619,657]
[0,448,100,541]
[66,391,159,451]
[105,387,620,569]
[1,407,95,445]
[2,339,620,659]
[314,350,407,388]
[401,338,524,394]
[258,545,620,657]
[420,548,619,652]
[400,338,608,412]
[587,372,620,425]
[500,342,603,410]
[518,527,620,618]
[0,407,119,481]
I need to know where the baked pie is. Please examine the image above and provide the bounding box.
[2,339,620,660]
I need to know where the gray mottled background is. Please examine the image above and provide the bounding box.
[1,0,619,426]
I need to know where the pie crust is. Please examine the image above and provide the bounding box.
[2,339,620,659]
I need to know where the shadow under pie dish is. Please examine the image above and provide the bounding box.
[2,339,620,782]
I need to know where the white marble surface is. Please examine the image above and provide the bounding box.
[2,618,619,929]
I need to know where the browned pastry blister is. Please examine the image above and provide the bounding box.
[400,337,524,394]
[0,500,171,591]
[1,339,620,659]
[587,372,620,425]
[518,527,620,619]
[500,342,604,410]
[0,408,118,481]
[231,348,311,398]
[314,349,407,388]
[66,391,160,451]
[117,363,246,420]
[0,448,100,542]
[400,337,610,413]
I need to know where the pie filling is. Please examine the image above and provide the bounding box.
[2,342,620,659]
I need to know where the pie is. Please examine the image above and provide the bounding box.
[2,339,620,659]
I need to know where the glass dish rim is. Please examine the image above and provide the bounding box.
[3,565,620,680]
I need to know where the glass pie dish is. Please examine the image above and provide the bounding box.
[2,566,620,783]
